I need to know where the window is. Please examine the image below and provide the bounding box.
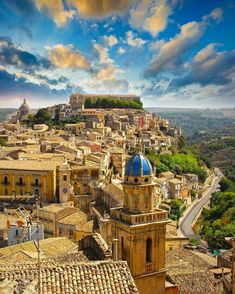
[4,176,8,184]
[19,176,23,185]
[35,178,39,186]
[144,195,149,208]
[121,237,124,260]
[134,178,139,183]
[146,238,152,263]
[63,175,67,182]
[144,178,149,182]
[133,196,139,210]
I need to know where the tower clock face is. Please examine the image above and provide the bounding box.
[63,188,68,193]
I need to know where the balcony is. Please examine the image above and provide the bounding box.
[1,181,10,185]
[31,183,42,187]
[111,208,169,225]
[16,182,25,186]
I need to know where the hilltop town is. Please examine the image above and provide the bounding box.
[0,95,234,294]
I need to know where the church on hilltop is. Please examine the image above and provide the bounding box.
[10,98,30,123]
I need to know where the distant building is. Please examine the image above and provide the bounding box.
[10,99,30,122]
[69,93,141,113]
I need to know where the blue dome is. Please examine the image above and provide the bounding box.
[125,154,152,177]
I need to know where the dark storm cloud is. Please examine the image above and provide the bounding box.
[0,37,52,70]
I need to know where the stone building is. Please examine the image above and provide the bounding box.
[106,153,169,294]
[0,160,71,203]
[70,93,141,112]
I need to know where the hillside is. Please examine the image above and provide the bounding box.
[0,109,17,122]
[191,125,235,182]
[146,108,235,137]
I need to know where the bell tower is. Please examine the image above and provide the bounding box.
[58,163,70,203]
[110,154,169,294]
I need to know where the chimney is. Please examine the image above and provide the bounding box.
[113,238,118,261]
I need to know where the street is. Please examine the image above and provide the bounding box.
[179,168,223,249]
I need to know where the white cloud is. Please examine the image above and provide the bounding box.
[126,31,146,47]
[145,21,203,76]
[118,47,126,54]
[35,0,75,26]
[46,44,91,69]
[129,0,173,36]
[94,44,114,64]
[103,35,118,47]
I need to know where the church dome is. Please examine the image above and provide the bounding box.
[19,99,29,110]
[125,154,152,177]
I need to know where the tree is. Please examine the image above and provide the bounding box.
[0,138,6,146]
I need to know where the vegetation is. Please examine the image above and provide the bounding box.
[189,237,199,246]
[23,108,84,129]
[200,191,235,249]
[145,149,207,182]
[169,199,186,221]
[84,97,143,109]
[0,138,6,146]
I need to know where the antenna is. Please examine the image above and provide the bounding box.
[35,191,41,294]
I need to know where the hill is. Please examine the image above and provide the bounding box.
[0,109,17,122]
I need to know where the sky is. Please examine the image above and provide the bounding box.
[0,0,235,109]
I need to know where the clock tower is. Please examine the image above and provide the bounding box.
[110,154,169,294]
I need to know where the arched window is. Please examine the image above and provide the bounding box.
[146,238,152,263]
[35,178,39,186]
[4,176,8,184]
[19,176,23,185]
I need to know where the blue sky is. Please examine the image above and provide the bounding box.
[0,0,235,108]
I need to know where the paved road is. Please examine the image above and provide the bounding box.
[179,168,223,249]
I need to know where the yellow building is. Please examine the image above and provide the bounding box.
[109,153,169,294]
[0,160,71,203]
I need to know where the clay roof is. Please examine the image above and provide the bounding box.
[0,160,59,171]
[166,248,224,294]
[0,260,138,294]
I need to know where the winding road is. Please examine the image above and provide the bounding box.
[179,168,223,249]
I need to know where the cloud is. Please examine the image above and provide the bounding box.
[46,44,91,70]
[94,44,114,64]
[103,35,118,47]
[126,31,146,47]
[207,7,223,23]
[35,0,75,26]
[144,21,203,77]
[68,0,132,19]
[169,45,235,88]
[118,47,126,54]
[0,37,51,70]
[129,0,173,36]
[0,68,73,101]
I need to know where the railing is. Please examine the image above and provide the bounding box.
[1,181,10,185]
[16,182,25,186]
[111,208,168,225]
[31,183,42,187]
